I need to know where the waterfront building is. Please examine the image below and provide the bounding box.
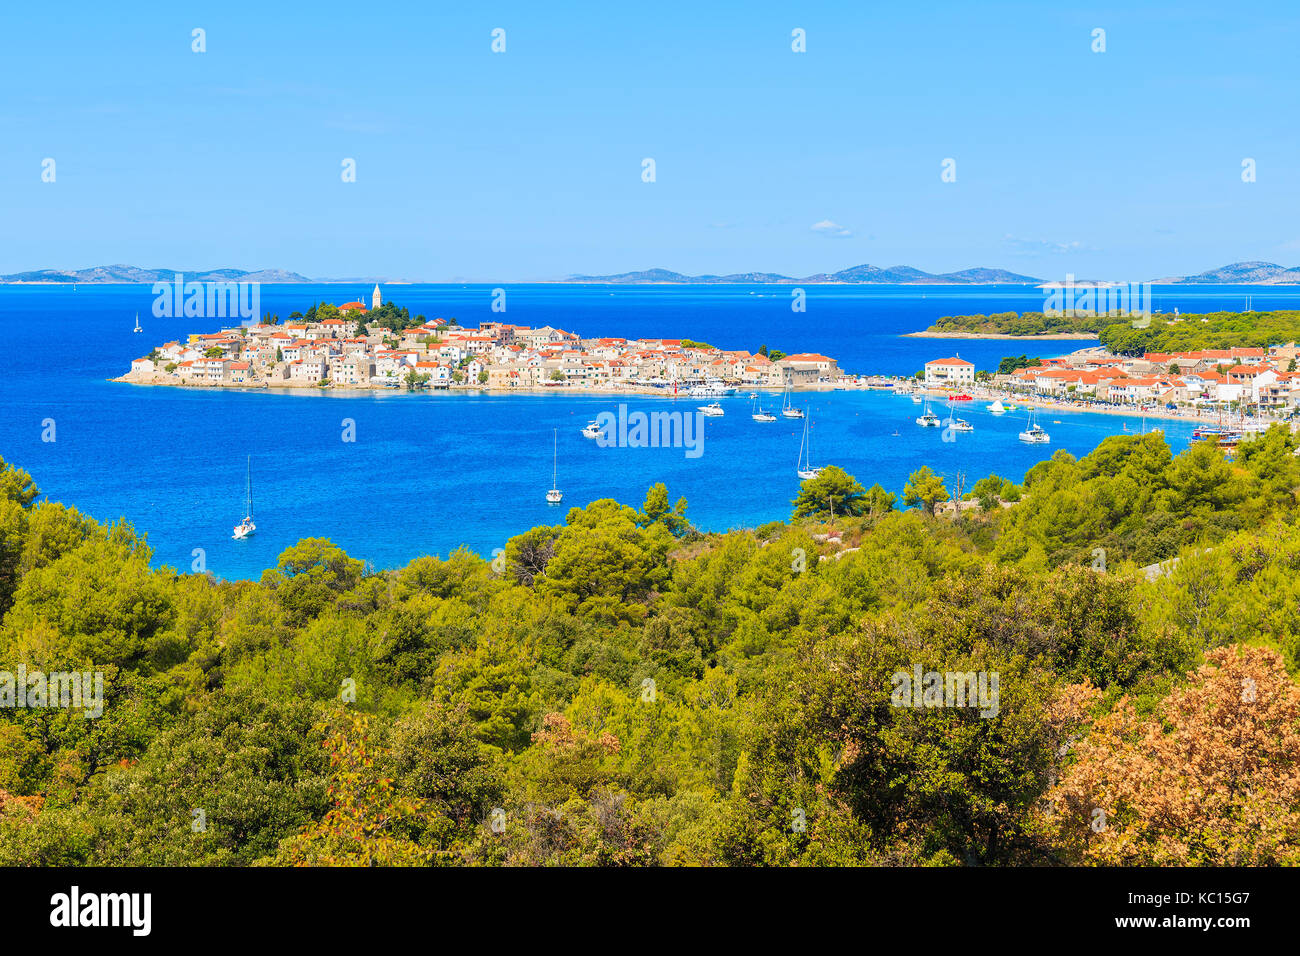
[924,357,975,386]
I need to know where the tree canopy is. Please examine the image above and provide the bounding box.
[2,423,1299,866]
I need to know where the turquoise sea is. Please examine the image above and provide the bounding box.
[1,283,1295,580]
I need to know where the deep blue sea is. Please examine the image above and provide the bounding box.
[2,283,1296,580]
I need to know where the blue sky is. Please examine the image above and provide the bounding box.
[2,1,1298,280]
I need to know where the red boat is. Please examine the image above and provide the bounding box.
[951,394,973,401]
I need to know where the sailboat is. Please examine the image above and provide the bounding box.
[133,313,142,333]
[751,396,776,422]
[780,385,804,419]
[916,399,941,427]
[1018,408,1050,444]
[797,416,823,480]
[546,429,563,503]
[232,457,256,539]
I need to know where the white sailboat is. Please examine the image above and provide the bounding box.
[797,416,823,480]
[132,313,142,333]
[1018,408,1050,444]
[780,385,804,419]
[232,457,256,539]
[546,429,563,503]
[751,396,776,422]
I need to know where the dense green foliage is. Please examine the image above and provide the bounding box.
[927,309,1300,358]
[1098,310,1300,356]
[927,311,1129,336]
[996,354,1042,375]
[3,427,1300,866]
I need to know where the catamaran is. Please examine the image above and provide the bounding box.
[232,457,256,539]
[797,416,823,480]
[945,399,974,432]
[1018,409,1050,444]
[546,429,563,503]
[916,399,941,427]
[132,313,142,333]
[698,402,724,417]
[581,420,604,439]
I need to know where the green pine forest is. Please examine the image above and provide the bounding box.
[925,309,1300,356]
[2,427,1300,866]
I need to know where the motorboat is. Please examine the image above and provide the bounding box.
[689,380,735,397]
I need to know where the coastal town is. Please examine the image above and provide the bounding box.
[916,345,1300,417]
[115,287,1300,431]
[117,285,845,393]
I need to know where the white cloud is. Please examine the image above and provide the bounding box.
[811,219,853,238]
[1003,234,1089,255]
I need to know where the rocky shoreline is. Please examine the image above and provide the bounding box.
[903,331,1100,340]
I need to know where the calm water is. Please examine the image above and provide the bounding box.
[1,283,1294,580]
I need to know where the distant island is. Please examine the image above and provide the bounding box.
[1150,261,1300,285]
[0,264,396,284]
[562,265,1043,284]
[7,259,1300,285]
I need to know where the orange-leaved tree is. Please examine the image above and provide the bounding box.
[1047,645,1300,865]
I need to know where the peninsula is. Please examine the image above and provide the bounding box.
[115,289,846,393]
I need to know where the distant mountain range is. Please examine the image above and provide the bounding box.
[565,265,1043,284]
[0,264,389,284]
[1150,261,1300,285]
[4,261,1300,285]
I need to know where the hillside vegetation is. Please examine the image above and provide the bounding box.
[2,430,1300,866]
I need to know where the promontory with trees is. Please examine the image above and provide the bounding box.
[920,309,1300,357]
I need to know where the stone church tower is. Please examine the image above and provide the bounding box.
[371,284,382,310]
